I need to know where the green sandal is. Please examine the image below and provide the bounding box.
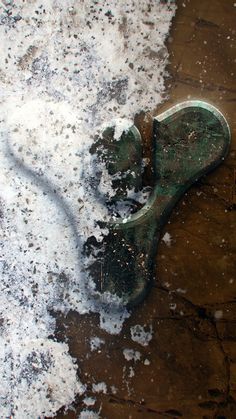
[85,101,231,307]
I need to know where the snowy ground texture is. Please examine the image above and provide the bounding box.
[0,0,176,417]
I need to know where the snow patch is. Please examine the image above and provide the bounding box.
[123,348,141,362]
[0,0,176,416]
[162,232,172,246]
[130,324,153,347]
[78,410,101,419]
[90,337,105,352]
[92,382,107,394]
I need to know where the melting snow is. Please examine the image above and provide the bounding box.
[0,0,176,417]
[123,348,141,362]
[130,324,153,347]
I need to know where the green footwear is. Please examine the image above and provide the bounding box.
[86,101,231,307]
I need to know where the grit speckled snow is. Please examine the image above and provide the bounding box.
[0,0,176,417]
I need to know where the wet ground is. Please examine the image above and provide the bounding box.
[52,1,236,418]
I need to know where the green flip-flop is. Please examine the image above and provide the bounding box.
[85,101,231,307]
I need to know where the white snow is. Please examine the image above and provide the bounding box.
[123,348,141,362]
[130,324,153,347]
[162,232,172,246]
[83,397,96,407]
[0,0,176,417]
[90,337,105,352]
[92,382,107,394]
[128,366,135,378]
[78,410,101,419]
